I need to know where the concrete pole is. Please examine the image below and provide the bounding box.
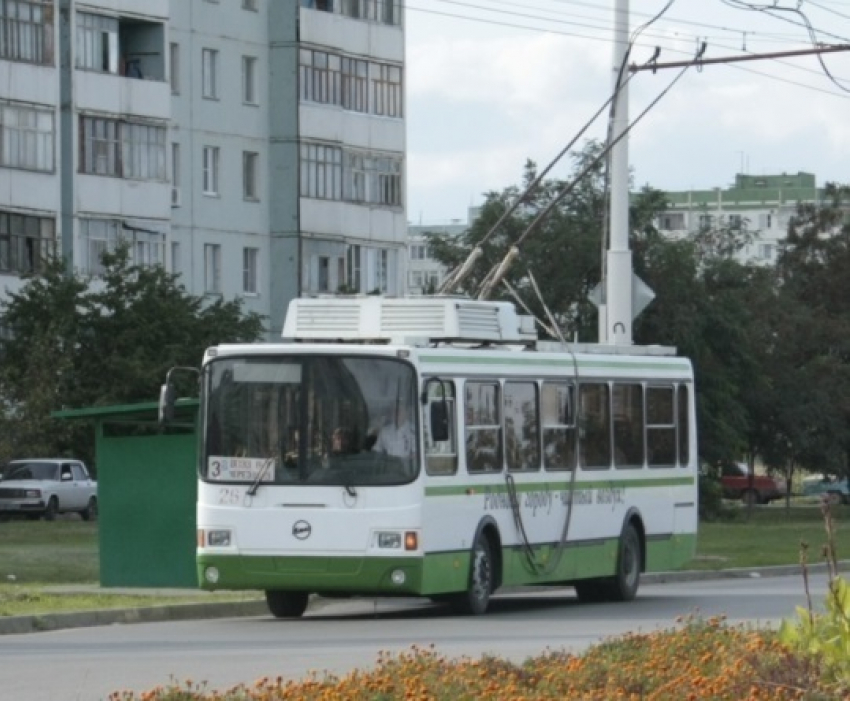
[604,0,633,345]
[59,0,74,272]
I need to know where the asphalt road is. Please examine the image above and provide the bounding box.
[0,570,833,701]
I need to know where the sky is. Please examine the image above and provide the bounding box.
[404,0,850,224]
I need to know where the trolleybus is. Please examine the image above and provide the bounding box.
[160,296,697,617]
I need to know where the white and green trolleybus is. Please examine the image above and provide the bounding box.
[163,296,697,617]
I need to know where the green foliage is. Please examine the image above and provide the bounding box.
[780,577,850,692]
[698,471,723,522]
[779,504,850,694]
[0,246,265,464]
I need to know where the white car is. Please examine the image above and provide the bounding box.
[0,459,98,521]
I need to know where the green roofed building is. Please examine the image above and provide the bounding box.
[655,172,829,265]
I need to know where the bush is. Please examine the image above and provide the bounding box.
[699,470,724,521]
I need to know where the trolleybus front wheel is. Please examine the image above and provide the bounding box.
[450,534,494,616]
[265,590,309,618]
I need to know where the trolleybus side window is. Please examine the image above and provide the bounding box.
[578,382,611,469]
[677,384,690,466]
[646,384,676,467]
[613,383,644,468]
[465,381,502,473]
[504,381,540,472]
[424,380,457,476]
[541,381,576,471]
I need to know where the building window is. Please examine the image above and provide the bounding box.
[243,247,258,293]
[0,210,55,275]
[76,13,118,73]
[242,56,258,104]
[79,218,164,274]
[300,143,342,200]
[204,243,221,293]
[379,0,401,25]
[299,49,342,106]
[409,244,427,260]
[170,241,180,274]
[378,249,388,292]
[79,116,166,181]
[122,123,166,180]
[242,0,258,9]
[171,142,180,206]
[301,0,333,11]
[203,146,220,195]
[698,214,714,230]
[372,63,402,118]
[342,57,369,113]
[728,214,743,230]
[0,0,54,65]
[343,150,402,207]
[202,48,218,99]
[317,255,330,291]
[0,102,54,172]
[170,42,180,94]
[347,244,361,291]
[243,151,259,201]
[659,212,684,231]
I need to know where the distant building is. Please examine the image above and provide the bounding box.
[656,172,827,265]
[0,1,406,338]
[406,207,478,294]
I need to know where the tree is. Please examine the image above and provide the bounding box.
[0,246,265,465]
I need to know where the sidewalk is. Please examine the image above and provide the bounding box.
[2,561,839,636]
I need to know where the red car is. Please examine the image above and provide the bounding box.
[720,462,786,505]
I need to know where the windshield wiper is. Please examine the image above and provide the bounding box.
[246,456,276,497]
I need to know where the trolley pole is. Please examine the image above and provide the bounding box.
[602,0,633,345]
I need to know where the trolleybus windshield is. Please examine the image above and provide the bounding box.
[202,355,418,487]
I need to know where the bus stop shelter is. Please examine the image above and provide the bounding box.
[55,399,199,588]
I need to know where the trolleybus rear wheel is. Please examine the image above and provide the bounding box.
[608,522,642,602]
[265,590,309,618]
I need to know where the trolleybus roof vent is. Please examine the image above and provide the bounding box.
[282,296,537,346]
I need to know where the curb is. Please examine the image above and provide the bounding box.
[2,563,845,636]
[0,600,268,636]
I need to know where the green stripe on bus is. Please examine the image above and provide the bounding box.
[425,476,695,497]
[418,354,690,372]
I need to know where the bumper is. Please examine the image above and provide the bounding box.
[197,553,424,595]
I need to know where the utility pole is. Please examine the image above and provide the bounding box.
[602,0,633,345]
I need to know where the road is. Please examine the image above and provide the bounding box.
[0,572,831,701]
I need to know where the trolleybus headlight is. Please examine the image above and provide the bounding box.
[377,532,402,549]
[207,529,232,547]
[204,567,220,584]
[391,569,406,585]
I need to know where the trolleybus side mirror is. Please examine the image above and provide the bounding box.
[158,381,176,425]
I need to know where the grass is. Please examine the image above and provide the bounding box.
[0,517,260,616]
[693,502,850,570]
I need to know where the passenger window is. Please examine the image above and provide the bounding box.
[465,381,502,473]
[613,383,644,468]
[425,380,457,476]
[579,383,611,469]
[647,385,676,467]
[541,382,576,471]
[504,382,539,471]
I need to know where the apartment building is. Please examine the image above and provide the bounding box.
[657,172,825,265]
[0,0,406,338]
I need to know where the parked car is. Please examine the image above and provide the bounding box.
[0,459,97,521]
[719,462,786,506]
[801,475,850,505]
